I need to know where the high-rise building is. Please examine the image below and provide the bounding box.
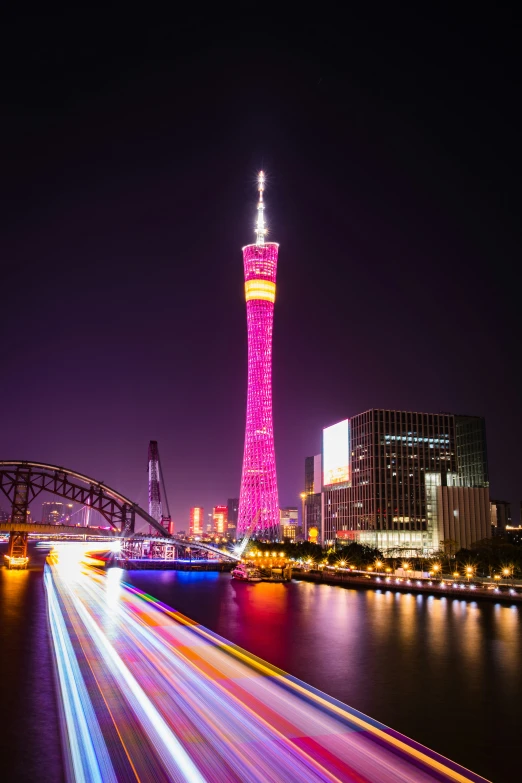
[280,507,298,540]
[227,498,239,533]
[42,501,72,524]
[238,171,279,539]
[454,415,489,488]
[213,505,228,536]
[304,455,322,542]
[189,507,204,537]
[321,409,491,553]
[490,499,512,532]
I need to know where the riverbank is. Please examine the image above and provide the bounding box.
[293,568,522,604]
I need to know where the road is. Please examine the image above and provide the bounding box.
[45,552,488,783]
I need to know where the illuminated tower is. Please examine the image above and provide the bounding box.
[238,172,279,539]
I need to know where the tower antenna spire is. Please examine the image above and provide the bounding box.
[255,170,266,246]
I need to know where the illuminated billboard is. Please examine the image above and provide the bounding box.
[323,419,350,487]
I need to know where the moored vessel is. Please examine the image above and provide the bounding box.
[231,562,262,582]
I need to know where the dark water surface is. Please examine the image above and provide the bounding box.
[0,544,64,783]
[127,570,520,783]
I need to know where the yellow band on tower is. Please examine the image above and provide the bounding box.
[245,279,276,303]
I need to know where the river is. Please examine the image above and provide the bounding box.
[126,569,521,783]
[0,547,519,782]
[0,544,64,783]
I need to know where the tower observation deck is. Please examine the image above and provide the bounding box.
[238,172,279,539]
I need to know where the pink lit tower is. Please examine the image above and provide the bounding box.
[238,171,280,540]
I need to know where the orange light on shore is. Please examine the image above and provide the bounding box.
[4,554,29,568]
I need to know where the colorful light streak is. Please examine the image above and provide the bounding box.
[45,569,117,783]
[45,556,488,783]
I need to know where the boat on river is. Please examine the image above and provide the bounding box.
[231,563,262,582]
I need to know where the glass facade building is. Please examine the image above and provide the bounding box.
[455,415,489,488]
[304,454,322,541]
[322,409,489,552]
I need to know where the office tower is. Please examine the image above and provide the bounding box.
[280,507,298,540]
[455,415,489,487]
[304,455,322,541]
[322,409,491,552]
[189,507,204,537]
[237,171,279,539]
[213,505,228,535]
[42,501,67,524]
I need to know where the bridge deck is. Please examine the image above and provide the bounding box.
[45,561,488,783]
[0,522,119,535]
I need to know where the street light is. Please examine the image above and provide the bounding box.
[465,565,474,582]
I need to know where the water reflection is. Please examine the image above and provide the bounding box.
[0,545,64,782]
[126,571,522,783]
[1,567,30,617]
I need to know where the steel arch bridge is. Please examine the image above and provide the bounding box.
[0,461,238,564]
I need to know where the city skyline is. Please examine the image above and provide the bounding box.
[1,11,520,527]
[1,11,520,782]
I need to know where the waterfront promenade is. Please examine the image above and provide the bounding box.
[293,569,522,604]
[45,555,488,783]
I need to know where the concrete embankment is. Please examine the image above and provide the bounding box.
[292,569,522,605]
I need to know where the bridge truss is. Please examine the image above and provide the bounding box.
[0,461,239,565]
[119,537,238,563]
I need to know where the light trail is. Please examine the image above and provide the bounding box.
[45,569,117,783]
[45,554,489,783]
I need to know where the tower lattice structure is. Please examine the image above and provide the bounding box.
[148,441,163,524]
[237,172,279,539]
[148,440,173,534]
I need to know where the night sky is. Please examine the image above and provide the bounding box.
[1,9,520,528]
